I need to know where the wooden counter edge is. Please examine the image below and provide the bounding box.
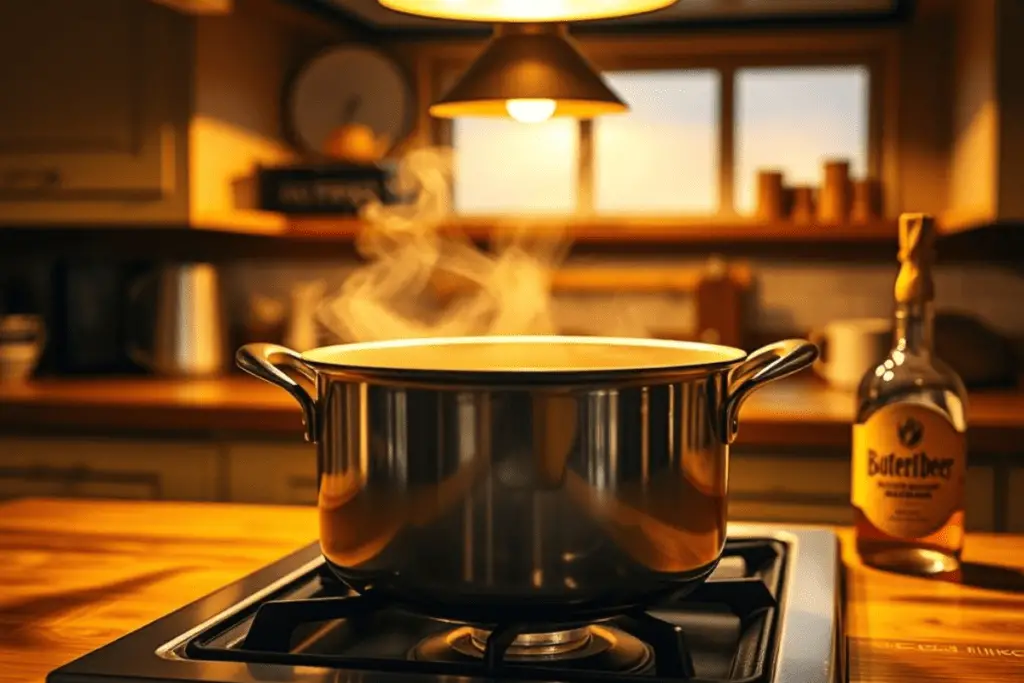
[1,376,1022,453]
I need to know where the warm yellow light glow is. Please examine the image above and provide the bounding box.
[379,0,677,22]
[430,98,626,120]
[506,99,557,123]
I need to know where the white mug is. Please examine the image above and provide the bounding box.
[810,318,892,390]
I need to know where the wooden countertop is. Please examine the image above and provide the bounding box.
[2,498,1024,682]
[0,498,317,683]
[1,375,1023,453]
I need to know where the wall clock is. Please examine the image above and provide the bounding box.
[286,45,414,160]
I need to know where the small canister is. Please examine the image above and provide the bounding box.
[817,159,851,224]
[851,178,883,223]
[790,186,816,224]
[755,170,785,221]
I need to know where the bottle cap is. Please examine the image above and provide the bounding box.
[895,213,935,303]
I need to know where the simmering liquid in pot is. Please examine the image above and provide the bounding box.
[303,336,745,373]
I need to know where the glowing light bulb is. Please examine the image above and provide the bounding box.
[506,99,556,123]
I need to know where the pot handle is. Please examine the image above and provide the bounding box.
[720,339,819,444]
[236,343,318,442]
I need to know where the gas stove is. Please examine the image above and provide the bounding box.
[47,525,840,683]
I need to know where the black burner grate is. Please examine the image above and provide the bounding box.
[182,540,784,683]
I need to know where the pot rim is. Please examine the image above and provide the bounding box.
[300,334,747,384]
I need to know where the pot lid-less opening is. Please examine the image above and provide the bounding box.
[301,336,747,381]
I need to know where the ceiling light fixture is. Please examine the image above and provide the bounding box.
[378,0,678,23]
[428,24,627,123]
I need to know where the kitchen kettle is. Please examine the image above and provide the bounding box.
[128,262,227,377]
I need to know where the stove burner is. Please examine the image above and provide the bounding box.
[48,532,842,683]
[467,627,591,658]
[185,541,785,681]
[412,624,653,673]
[48,535,837,683]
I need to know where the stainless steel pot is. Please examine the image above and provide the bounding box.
[237,335,817,622]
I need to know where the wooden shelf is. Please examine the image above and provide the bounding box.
[7,214,1019,263]
[0,211,292,236]
[284,215,899,244]
[191,210,290,235]
[239,213,1024,262]
[6,211,1001,242]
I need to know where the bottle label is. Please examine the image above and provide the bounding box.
[852,402,965,539]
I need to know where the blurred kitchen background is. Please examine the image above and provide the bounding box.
[1,0,1023,529]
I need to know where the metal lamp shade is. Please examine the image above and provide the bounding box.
[429,24,628,119]
[379,0,678,22]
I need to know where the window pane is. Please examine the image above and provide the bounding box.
[452,118,578,215]
[594,70,720,214]
[735,65,870,215]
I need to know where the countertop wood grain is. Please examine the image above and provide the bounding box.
[1,375,1022,452]
[0,498,317,683]
[841,530,1024,682]
[1,498,1024,682]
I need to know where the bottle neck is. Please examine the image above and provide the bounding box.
[894,301,934,357]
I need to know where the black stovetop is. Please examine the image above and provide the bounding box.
[47,527,840,683]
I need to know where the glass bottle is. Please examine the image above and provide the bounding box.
[851,213,969,576]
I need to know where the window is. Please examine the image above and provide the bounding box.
[448,61,874,219]
[593,70,719,215]
[452,117,578,215]
[734,66,870,215]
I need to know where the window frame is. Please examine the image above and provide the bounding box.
[419,29,898,221]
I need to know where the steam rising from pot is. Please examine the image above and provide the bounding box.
[317,147,572,342]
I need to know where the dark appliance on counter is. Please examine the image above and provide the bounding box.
[42,260,229,377]
[47,526,840,683]
[42,260,151,376]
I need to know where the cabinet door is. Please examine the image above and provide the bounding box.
[0,0,188,221]
[225,442,318,506]
[0,437,218,501]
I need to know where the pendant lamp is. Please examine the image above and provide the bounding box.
[379,0,678,22]
[428,24,627,123]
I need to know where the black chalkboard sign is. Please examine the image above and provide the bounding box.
[256,163,398,215]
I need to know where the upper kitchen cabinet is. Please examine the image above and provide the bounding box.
[0,0,189,224]
[946,0,1024,231]
[0,0,343,230]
